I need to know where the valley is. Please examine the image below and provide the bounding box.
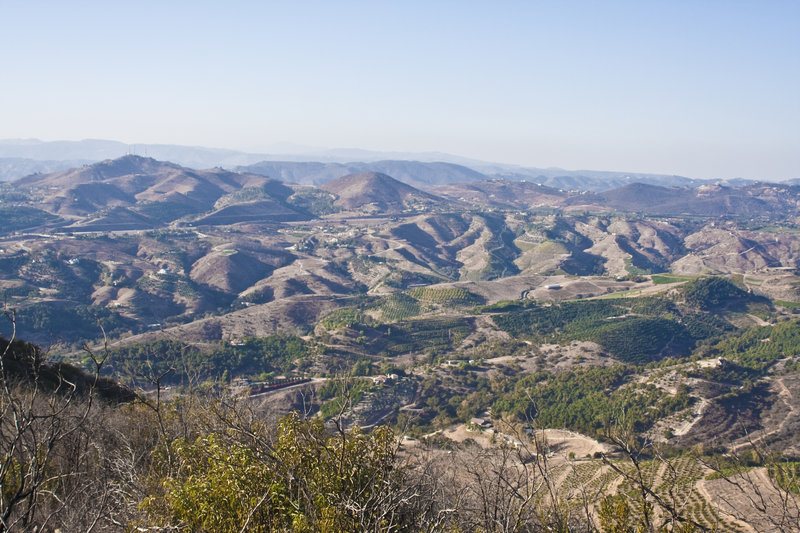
[4,155,800,530]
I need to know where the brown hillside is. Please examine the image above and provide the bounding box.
[586,182,800,218]
[14,155,287,216]
[433,180,569,209]
[65,206,156,232]
[190,249,273,293]
[192,200,305,226]
[321,172,443,212]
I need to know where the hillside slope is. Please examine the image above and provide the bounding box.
[321,172,446,212]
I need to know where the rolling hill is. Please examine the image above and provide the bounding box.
[320,172,447,213]
[239,160,488,189]
[11,155,311,223]
[582,182,800,218]
[433,179,571,209]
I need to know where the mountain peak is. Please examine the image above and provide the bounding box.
[322,172,414,196]
[89,155,183,178]
[321,171,442,211]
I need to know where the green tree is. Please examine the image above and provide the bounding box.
[143,413,420,532]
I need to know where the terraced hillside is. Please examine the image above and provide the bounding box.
[7,159,800,533]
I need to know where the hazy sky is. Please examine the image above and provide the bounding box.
[1,1,798,179]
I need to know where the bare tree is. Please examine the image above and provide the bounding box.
[700,430,800,533]
[600,416,708,533]
[431,423,590,533]
[0,310,109,532]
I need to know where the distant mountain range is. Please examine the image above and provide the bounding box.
[6,154,800,346]
[239,160,488,189]
[0,138,766,192]
[6,155,800,235]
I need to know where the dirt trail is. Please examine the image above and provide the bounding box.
[673,397,709,437]
[746,313,770,326]
[774,377,797,436]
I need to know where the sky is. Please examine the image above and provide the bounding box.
[1,1,798,179]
